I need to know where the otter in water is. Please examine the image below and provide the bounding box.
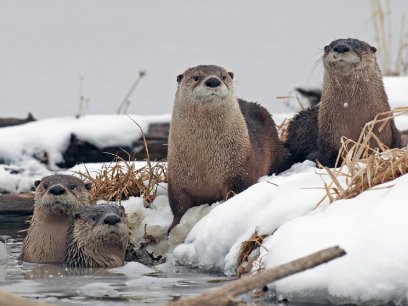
[167,65,291,232]
[63,203,129,268]
[19,174,94,263]
[285,38,401,167]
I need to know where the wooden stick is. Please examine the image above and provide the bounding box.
[167,246,346,306]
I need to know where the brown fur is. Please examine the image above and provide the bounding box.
[19,174,94,263]
[63,203,129,268]
[317,38,401,167]
[285,105,319,163]
[167,65,290,232]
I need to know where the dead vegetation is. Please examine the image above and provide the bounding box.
[370,0,407,76]
[320,108,408,203]
[76,155,166,205]
[236,228,268,277]
[75,120,167,206]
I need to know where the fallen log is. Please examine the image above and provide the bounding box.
[0,113,36,128]
[0,193,34,224]
[167,245,346,306]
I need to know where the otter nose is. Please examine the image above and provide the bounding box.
[49,185,66,196]
[333,44,350,53]
[104,214,121,225]
[205,77,221,88]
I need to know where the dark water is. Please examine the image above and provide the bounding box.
[0,224,292,306]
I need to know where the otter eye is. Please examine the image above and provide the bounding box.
[42,184,48,190]
[192,75,199,82]
[91,215,96,221]
[324,45,329,52]
[221,75,227,81]
[69,184,76,190]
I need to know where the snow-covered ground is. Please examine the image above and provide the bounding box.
[0,114,170,167]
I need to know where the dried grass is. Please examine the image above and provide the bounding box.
[76,154,167,206]
[277,118,290,143]
[75,119,167,206]
[321,107,408,203]
[236,228,268,277]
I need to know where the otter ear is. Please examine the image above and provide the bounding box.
[228,72,234,80]
[34,180,41,188]
[370,46,377,53]
[84,182,92,190]
[176,74,183,83]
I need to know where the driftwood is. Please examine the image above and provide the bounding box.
[0,113,36,128]
[0,290,55,306]
[295,88,322,108]
[0,193,33,224]
[58,123,170,168]
[167,246,346,306]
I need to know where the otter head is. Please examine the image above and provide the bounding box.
[34,174,93,216]
[176,65,235,104]
[323,38,377,73]
[68,204,129,267]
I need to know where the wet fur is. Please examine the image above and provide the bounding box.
[167,65,290,232]
[63,204,129,268]
[19,175,94,263]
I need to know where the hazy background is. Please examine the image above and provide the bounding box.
[1,0,407,118]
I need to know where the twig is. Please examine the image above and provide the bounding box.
[167,246,346,306]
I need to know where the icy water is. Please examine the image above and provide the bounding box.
[0,224,292,306]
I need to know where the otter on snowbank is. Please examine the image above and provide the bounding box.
[167,65,290,232]
[286,38,401,167]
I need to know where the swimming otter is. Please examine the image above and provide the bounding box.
[64,203,129,268]
[20,174,94,263]
[285,38,401,167]
[167,65,290,232]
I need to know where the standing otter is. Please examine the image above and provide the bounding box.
[286,38,401,167]
[167,65,290,232]
[63,203,129,268]
[20,174,94,263]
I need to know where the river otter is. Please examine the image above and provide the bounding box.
[286,38,401,167]
[63,203,129,268]
[19,174,94,263]
[167,65,291,232]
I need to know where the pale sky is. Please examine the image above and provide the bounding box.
[1,0,407,118]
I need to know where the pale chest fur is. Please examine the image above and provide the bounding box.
[319,72,391,147]
[168,101,250,192]
[22,213,70,263]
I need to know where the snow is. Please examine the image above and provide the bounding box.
[0,114,170,166]
[384,77,408,108]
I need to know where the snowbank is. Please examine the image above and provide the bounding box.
[0,114,170,166]
[384,76,408,109]
[171,161,408,305]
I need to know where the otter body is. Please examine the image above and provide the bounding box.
[285,105,319,163]
[20,174,93,263]
[167,65,290,231]
[64,203,129,268]
[286,38,401,167]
